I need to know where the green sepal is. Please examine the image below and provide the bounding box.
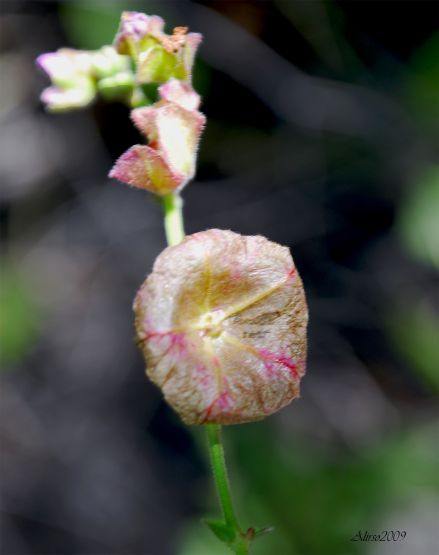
[138,35,161,54]
[97,72,134,100]
[129,87,152,108]
[137,46,186,84]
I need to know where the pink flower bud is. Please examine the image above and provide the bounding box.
[36,49,96,111]
[37,50,94,86]
[36,47,130,112]
[134,229,308,425]
[114,11,165,56]
[39,85,95,112]
[91,46,131,79]
[109,85,205,195]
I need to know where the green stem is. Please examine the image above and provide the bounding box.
[206,424,240,529]
[236,543,250,555]
[206,424,249,554]
[163,192,185,246]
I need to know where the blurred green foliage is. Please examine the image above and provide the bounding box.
[60,1,126,50]
[181,422,438,555]
[407,33,439,132]
[388,303,439,394]
[0,266,40,366]
[398,165,439,270]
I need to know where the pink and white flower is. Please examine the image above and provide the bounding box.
[36,47,130,112]
[36,49,96,111]
[114,11,202,84]
[109,80,205,195]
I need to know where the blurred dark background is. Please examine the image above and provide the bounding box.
[1,1,438,554]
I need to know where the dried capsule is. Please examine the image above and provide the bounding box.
[134,229,308,425]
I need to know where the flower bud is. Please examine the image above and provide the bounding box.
[134,229,308,425]
[114,11,165,56]
[90,46,131,79]
[109,82,205,195]
[114,11,202,84]
[36,47,131,112]
[36,49,96,111]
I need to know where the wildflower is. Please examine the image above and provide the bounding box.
[36,47,131,112]
[114,11,202,84]
[109,80,205,195]
[114,11,165,56]
[134,229,308,425]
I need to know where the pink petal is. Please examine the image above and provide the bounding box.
[131,103,206,181]
[183,33,203,78]
[114,11,164,54]
[40,86,94,111]
[36,52,77,83]
[109,145,184,194]
[130,106,158,138]
[159,79,200,111]
[155,103,206,177]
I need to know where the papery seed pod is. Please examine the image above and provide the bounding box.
[134,229,308,425]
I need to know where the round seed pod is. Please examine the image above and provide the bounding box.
[134,229,308,425]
